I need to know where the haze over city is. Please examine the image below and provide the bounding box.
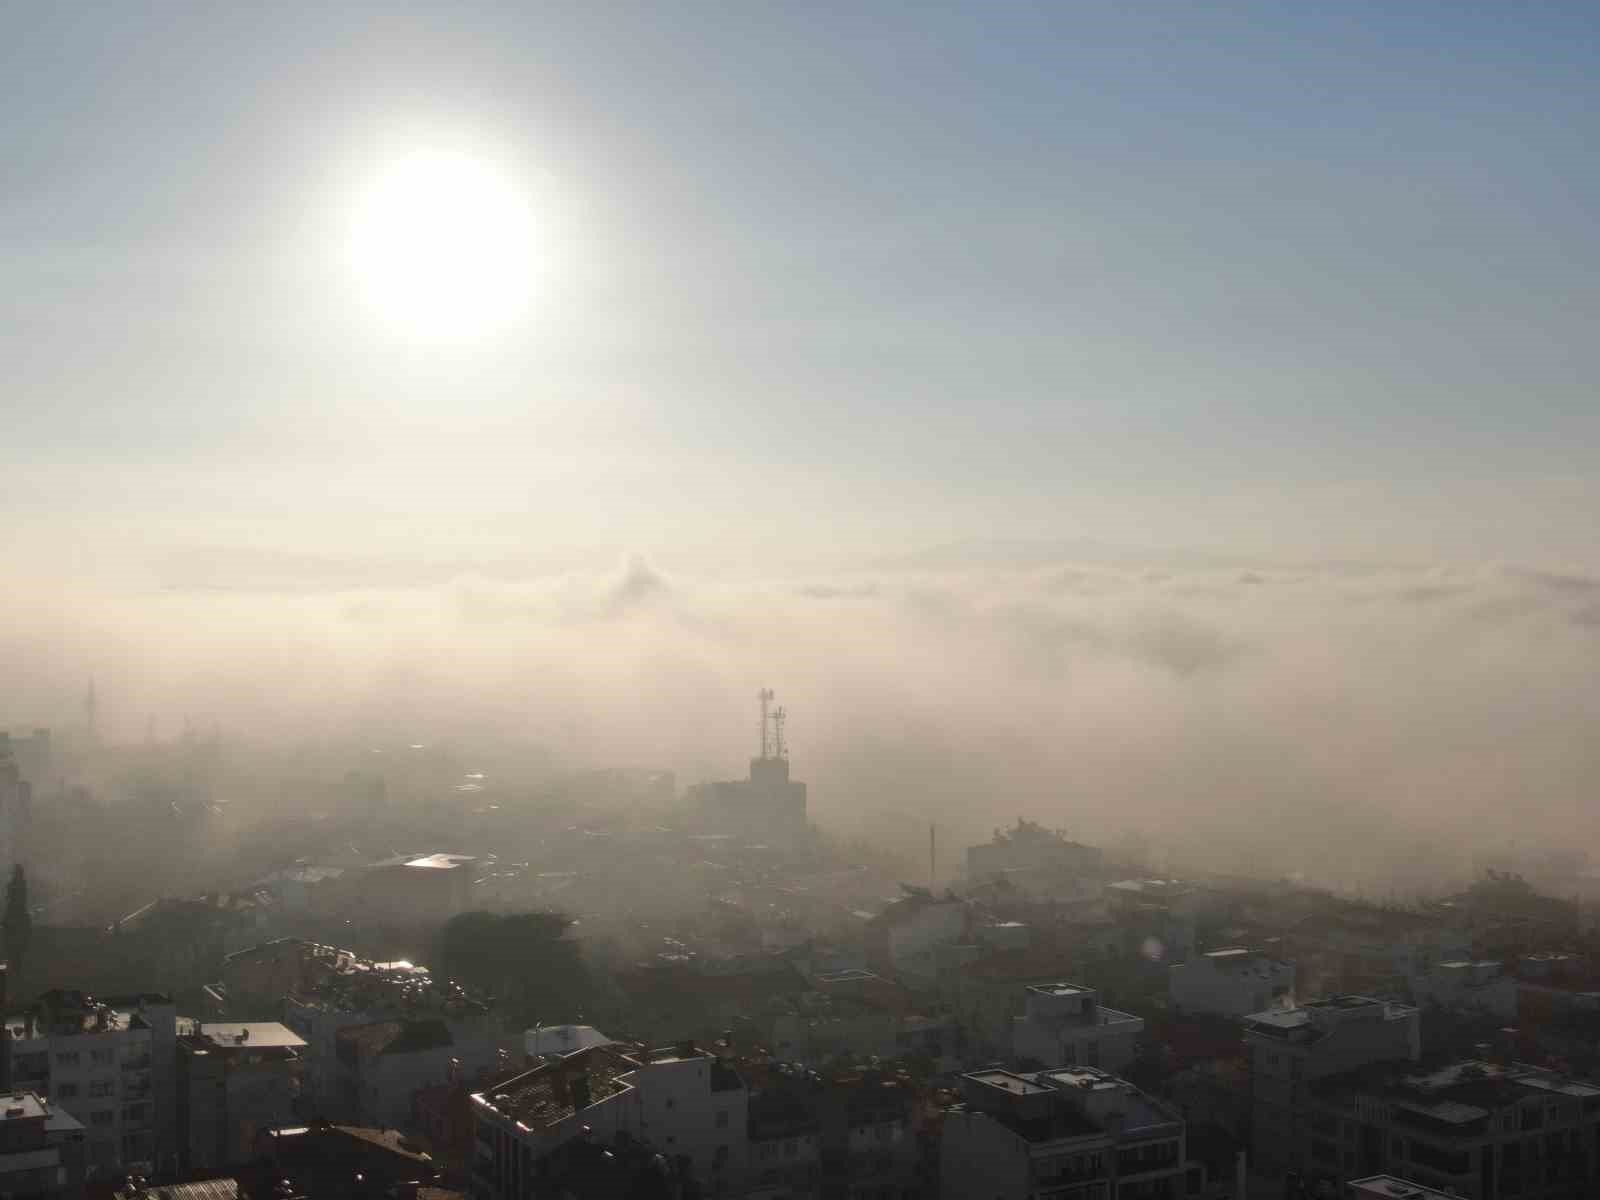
[2,6,1600,1198]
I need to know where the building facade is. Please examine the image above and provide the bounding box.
[1012,983,1144,1075]
[1243,996,1422,1180]
[1301,1059,1600,1199]
[1169,948,1296,1019]
[941,1066,1188,1200]
[0,1090,84,1199]
[0,991,177,1175]
[175,1022,303,1172]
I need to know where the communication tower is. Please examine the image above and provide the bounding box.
[758,688,775,760]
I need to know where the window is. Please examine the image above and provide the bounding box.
[55,1052,80,1069]
[90,1110,115,1127]
[715,1109,729,1128]
[783,1138,798,1158]
[90,1049,114,1067]
[89,1079,115,1098]
[56,1083,79,1100]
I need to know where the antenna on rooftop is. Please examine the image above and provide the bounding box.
[758,688,775,760]
[772,706,787,759]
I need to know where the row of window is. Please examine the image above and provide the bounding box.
[53,1049,125,1068]
[755,1136,815,1160]
[53,1079,118,1100]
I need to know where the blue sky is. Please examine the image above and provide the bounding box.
[3,1,1598,571]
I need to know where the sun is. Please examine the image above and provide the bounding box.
[348,149,536,340]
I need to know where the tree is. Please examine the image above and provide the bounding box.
[4,866,32,985]
[433,910,589,1025]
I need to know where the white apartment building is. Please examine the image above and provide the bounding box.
[867,892,968,985]
[525,1024,613,1060]
[177,1022,305,1170]
[1012,983,1144,1075]
[0,1090,85,1197]
[0,991,178,1174]
[1169,947,1295,1018]
[941,1066,1188,1200]
[471,1040,747,1200]
[1244,995,1421,1179]
[1407,960,1518,1021]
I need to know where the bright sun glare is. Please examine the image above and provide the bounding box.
[349,149,535,340]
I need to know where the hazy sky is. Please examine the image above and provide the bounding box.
[6,5,1600,877]
[4,1,1598,575]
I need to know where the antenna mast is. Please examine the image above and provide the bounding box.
[758,688,774,760]
[772,706,787,759]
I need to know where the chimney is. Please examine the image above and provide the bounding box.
[571,1073,592,1111]
[676,1039,695,1059]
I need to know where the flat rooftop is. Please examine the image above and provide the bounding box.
[199,1022,307,1050]
[814,969,881,984]
[1026,983,1087,998]
[0,1093,47,1121]
[474,1046,639,1131]
[1347,1176,1457,1199]
[404,853,476,870]
[966,1069,1053,1096]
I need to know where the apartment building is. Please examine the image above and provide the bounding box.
[1301,1059,1600,1199]
[1169,947,1295,1018]
[470,1039,747,1200]
[941,1065,1189,1200]
[1407,961,1517,1022]
[0,1090,85,1198]
[1012,983,1144,1075]
[277,953,505,1120]
[1244,995,1421,1178]
[175,1022,304,1171]
[0,991,178,1174]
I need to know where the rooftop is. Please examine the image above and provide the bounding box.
[118,1181,240,1200]
[403,853,476,871]
[967,1069,1053,1097]
[1244,995,1418,1040]
[1313,1059,1600,1126]
[336,1018,453,1057]
[0,1092,47,1121]
[473,1045,639,1132]
[1347,1176,1457,1200]
[1026,983,1087,998]
[198,1022,307,1051]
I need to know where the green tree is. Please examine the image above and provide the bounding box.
[3,866,32,986]
[434,910,588,1025]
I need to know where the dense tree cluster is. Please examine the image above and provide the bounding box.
[433,909,589,1025]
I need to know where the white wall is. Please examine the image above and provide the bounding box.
[887,903,966,981]
[939,1109,1033,1200]
[1170,953,1295,1018]
[629,1056,748,1182]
